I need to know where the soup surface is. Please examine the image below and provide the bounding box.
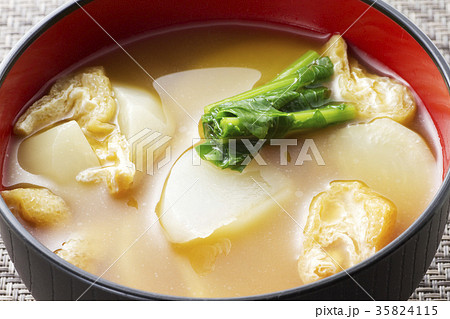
[2,23,442,298]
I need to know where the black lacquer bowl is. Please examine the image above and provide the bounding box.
[0,0,449,300]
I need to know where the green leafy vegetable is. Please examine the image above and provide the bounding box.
[268,50,320,83]
[279,87,331,112]
[204,55,334,113]
[197,103,355,171]
[196,51,356,171]
[195,139,252,172]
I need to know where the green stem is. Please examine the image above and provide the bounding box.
[291,103,355,130]
[218,103,355,138]
[268,50,320,83]
[204,77,298,113]
[221,117,240,126]
[204,51,326,114]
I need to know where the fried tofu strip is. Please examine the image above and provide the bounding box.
[298,181,396,284]
[324,35,416,124]
[54,237,102,273]
[1,188,69,226]
[14,67,135,195]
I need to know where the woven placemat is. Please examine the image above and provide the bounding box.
[0,0,449,301]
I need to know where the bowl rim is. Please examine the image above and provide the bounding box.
[0,0,449,300]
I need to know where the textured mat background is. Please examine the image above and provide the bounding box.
[0,0,449,301]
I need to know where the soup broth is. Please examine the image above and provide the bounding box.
[2,23,442,298]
